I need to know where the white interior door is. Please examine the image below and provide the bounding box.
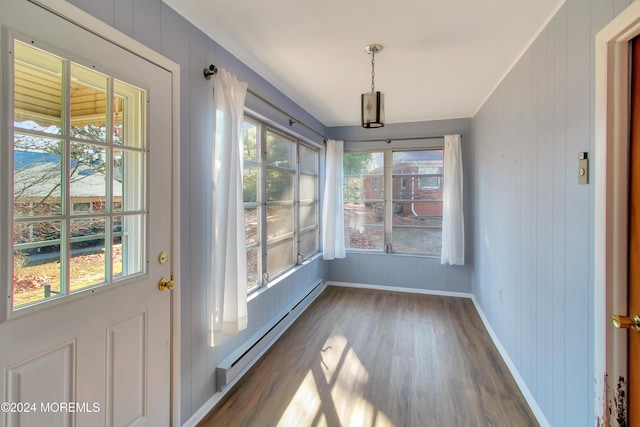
[0,1,174,426]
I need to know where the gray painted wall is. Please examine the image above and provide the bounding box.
[327,118,474,293]
[64,0,329,423]
[472,0,631,425]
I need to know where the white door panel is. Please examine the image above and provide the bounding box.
[0,1,173,426]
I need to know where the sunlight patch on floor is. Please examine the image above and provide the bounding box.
[278,370,321,426]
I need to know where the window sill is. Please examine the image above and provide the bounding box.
[344,249,441,260]
[247,252,323,303]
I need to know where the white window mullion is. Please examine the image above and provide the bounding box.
[61,59,71,296]
[260,124,268,283]
[105,77,114,282]
[295,141,301,264]
[384,150,393,253]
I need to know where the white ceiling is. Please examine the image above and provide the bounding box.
[163,0,563,127]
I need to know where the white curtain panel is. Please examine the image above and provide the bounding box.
[208,68,249,347]
[321,139,346,260]
[441,134,465,265]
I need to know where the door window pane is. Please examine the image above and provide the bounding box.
[69,218,106,291]
[13,41,63,134]
[113,80,144,148]
[12,221,62,307]
[70,142,107,214]
[13,136,62,218]
[113,214,144,279]
[113,149,144,212]
[70,64,108,141]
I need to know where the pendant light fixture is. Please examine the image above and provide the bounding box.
[361,43,384,128]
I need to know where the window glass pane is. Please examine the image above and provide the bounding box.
[114,149,144,212]
[299,145,317,174]
[343,152,383,201]
[267,239,294,278]
[300,203,317,230]
[70,142,107,214]
[13,41,63,134]
[345,226,384,250]
[70,64,108,141]
[243,165,259,203]
[266,205,294,240]
[299,230,318,258]
[69,217,106,291]
[392,202,443,225]
[344,201,384,250]
[300,175,316,202]
[13,220,62,308]
[113,214,144,279]
[392,227,442,255]
[245,207,259,246]
[113,80,144,149]
[266,169,294,202]
[14,136,62,218]
[266,131,295,169]
[243,121,259,162]
[246,248,260,292]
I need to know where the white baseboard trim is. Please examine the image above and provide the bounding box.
[469,295,550,427]
[328,281,549,427]
[327,281,473,299]
[182,281,328,427]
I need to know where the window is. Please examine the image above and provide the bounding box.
[242,118,319,292]
[343,149,443,256]
[11,40,146,309]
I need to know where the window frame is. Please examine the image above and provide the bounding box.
[7,38,149,313]
[242,115,320,294]
[343,146,444,257]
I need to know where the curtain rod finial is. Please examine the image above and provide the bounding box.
[204,64,217,80]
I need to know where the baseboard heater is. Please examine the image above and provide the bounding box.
[215,279,324,392]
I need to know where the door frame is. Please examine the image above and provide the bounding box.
[595,2,640,423]
[25,0,182,424]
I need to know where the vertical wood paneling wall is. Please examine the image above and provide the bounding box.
[65,0,329,423]
[472,0,631,425]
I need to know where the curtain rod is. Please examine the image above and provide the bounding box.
[204,65,328,144]
[343,135,461,144]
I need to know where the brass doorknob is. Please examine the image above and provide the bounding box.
[158,276,175,291]
[612,314,640,332]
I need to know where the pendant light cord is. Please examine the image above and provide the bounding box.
[370,51,376,93]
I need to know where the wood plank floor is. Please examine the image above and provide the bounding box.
[199,286,538,427]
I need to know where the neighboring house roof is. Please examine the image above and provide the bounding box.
[14,151,122,199]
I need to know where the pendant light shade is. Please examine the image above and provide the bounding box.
[361,44,384,128]
[361,91,385,128]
